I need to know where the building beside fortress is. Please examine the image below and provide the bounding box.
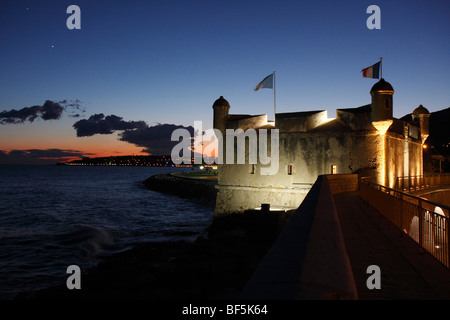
[212,78,430,215]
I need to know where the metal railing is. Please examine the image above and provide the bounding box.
[360,178,450,268]
[395,173,450,192]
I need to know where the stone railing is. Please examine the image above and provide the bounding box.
[239,174,358,300]
[395,173,450,192]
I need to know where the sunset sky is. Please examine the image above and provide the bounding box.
[1,0,449,164]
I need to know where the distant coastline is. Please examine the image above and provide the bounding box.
[57,154,177,167]
[57,154,220,169]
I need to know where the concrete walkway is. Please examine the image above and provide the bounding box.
[334,191,450,300]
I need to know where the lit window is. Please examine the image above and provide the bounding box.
[331,165,337,174]
[288,165,293,175]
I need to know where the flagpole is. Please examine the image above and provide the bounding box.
[380,57,383,79]
[273,71,276,124]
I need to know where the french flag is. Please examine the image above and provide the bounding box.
[361,61,381,79]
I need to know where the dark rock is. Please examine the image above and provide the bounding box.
[144,173,218,207]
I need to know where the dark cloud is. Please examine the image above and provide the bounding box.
[0,100,84,124]
[119,123,195,155]
[73,113,147,137]
[72,111,198,155]
[0,149,88,165]
[0,105,46,124]
[40,100,64,120]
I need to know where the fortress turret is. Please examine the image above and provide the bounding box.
[212,96,230,136]
[412,104,430,144]
[370,78,394,122]
[370,78,394,135]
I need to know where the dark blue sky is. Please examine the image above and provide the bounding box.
[1,0,449,161]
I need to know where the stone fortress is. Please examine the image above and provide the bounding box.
[212,78,430,215]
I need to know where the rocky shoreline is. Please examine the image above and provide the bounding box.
[144,173,218,207]
[15,173,292,300]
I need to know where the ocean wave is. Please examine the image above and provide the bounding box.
[0,166,213,299]
[54,225,114,260]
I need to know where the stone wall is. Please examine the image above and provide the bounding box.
[215,129,382,214]
[214,185,310,215]
[326,174,359,194]
[385,133,423,189]
[239,174,358,300]
[144,173,218,207]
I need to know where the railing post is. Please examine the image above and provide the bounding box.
[447,219,450,268]
[399,192,403,231]
[418,199,423,248]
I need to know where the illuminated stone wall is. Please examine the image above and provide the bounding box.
[212,81,428,215]
[215,127,386,215]
[384,120,424,189]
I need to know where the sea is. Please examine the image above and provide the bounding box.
[0,165,214,300]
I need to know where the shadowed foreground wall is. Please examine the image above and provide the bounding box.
[239,174,358,300]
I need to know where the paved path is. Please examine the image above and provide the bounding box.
[334,191,450,299]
